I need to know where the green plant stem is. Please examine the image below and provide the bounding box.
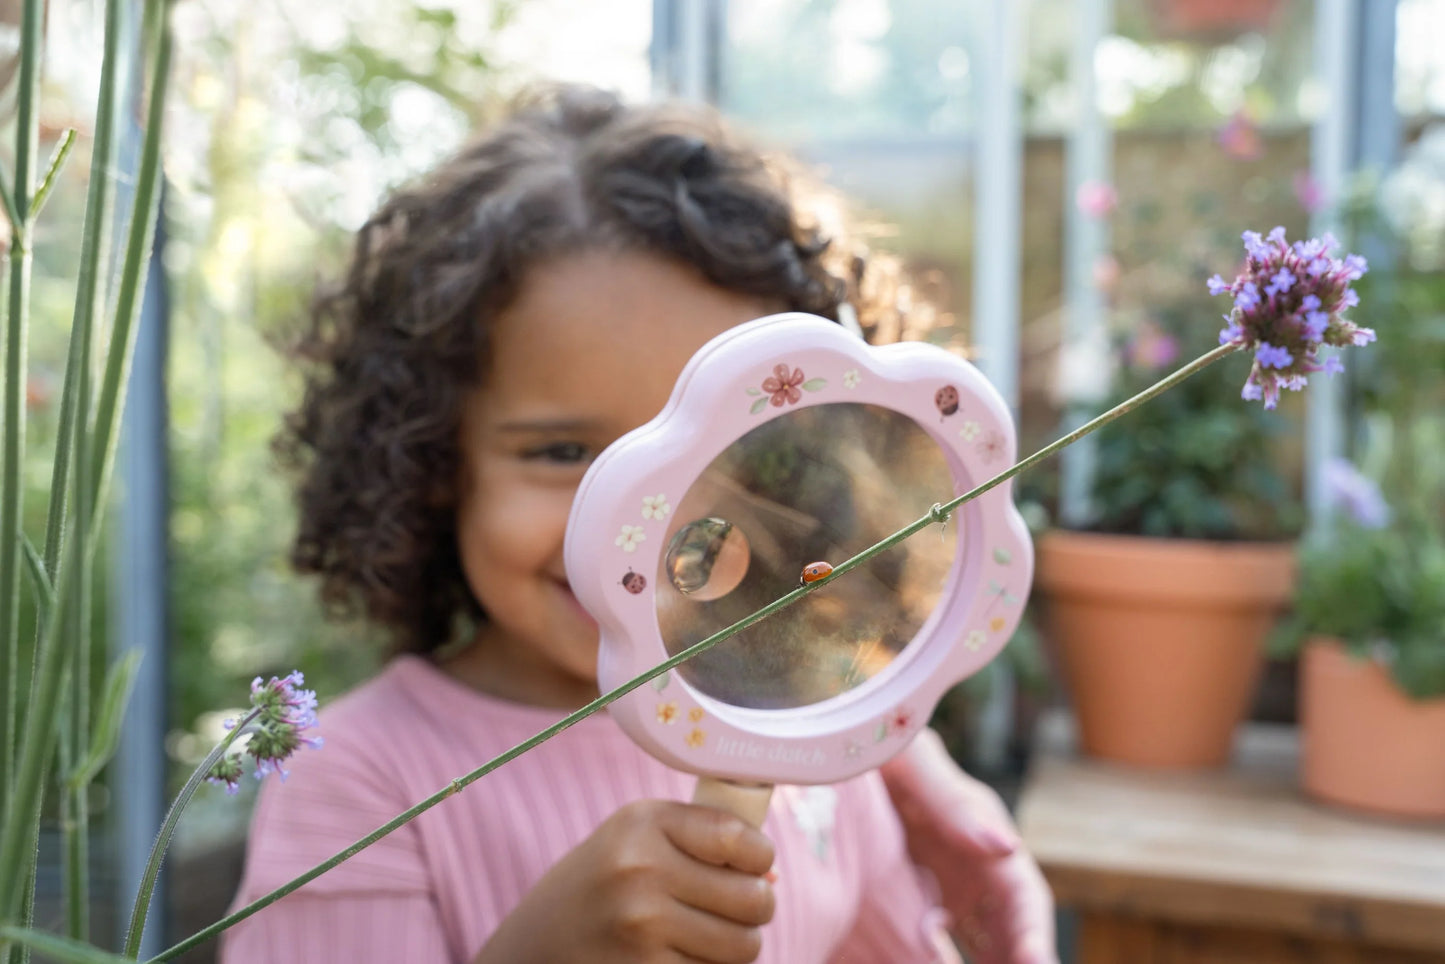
[0,0,45,833]
[2,4,45,961]
[0,524,79,934]
[824,341,1244,582]
[0,0,162,946]
[122,707,261,958]
[59,694,84,941]
[144,339,1242,963]
[0,173,21,244]
[0,925,140,964]
[39,0,120,578]
[62,0,122,944]
[88,0,170,517]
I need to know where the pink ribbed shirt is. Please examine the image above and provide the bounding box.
[221,656,954,962]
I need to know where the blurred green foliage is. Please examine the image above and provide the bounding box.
[1284,522,1445,699]
[163,0,521,767]
[1087,300,1303,540]
[1273,127,1445,698]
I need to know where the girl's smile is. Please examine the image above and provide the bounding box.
[444,249,778,709]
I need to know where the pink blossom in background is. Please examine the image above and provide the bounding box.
[1076,180,1118,218]
[25,375,50,411]
[1293,171,1324,213]
[1217,110,1263,161]
[1126,320,1181,371]
[1092,253,1120,292]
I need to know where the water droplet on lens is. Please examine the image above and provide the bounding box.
[664,517,751,602]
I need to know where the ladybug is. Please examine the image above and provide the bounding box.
[934,385,959,416]
[621,570,646,594]
[800,561,834,585]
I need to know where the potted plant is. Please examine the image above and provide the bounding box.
[1038,299,1303,768]
[1281,500,1445,819]
[1272,126,1445,817]
[1146,0,1286,40]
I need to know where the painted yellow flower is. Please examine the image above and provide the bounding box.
[688,707,705,723]
[656,702,678,724]
[686,728,706,748]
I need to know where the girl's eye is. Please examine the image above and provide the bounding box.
[523,441,592,465]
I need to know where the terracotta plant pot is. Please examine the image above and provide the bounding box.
[1037,531,1295,768]
[1148,0,1285,39]
[1300,638,1445,819]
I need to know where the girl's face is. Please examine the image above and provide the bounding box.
[450,250,778,709]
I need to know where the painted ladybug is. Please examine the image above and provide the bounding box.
[800,561,834,585]
[621,570,647,594]
[934,385,959,416]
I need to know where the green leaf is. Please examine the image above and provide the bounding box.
[19,532,52,615]
[68,650,142,790]
[801,378,827,391]
[28,126,78,221]
[749,397,769,415]
[746,387,761,396]
[0,926,139,963]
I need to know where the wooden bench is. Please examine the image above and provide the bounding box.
[1017,711,1445,963]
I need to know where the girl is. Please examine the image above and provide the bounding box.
[222,84,1055,964]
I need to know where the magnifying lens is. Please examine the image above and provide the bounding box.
[564,313,1032,826]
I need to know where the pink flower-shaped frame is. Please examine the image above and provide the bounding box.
[564,313,1033,784]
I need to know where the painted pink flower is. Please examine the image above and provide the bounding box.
[889,707,913,734]
[978,430,1006,463]
[762,363,805,406]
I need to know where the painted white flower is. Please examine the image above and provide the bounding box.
[615,525,646,552]
[964,629,987,652]
[958,420,981,441]
[842,369,860,389]
[641,493,671,520]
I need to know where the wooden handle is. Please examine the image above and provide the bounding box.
[692,776,774,828]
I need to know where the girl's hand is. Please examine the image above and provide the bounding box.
[474,800,776,964]
[880,728,1059,964]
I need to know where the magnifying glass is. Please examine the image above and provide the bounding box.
[564,313,1032,826]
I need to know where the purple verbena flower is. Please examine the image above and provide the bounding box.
[1323,458,1391,529]
[206,670,322,793]
[1208,226,1376,409]
[205,755,245,796]
[1255,342,1293,369]
[1234,282,1261,311]
[1264,267,1295,296]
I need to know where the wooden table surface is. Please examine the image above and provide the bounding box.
[1017,711,1445,961]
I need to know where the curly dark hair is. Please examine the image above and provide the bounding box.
[278,83,924,654]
